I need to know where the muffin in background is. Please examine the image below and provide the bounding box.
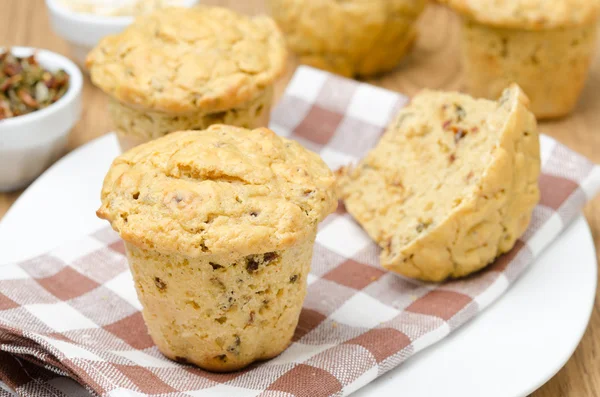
[86,7,286,151]
[439,0,600,119]
[267,0,428,78]
[97,125,337,372]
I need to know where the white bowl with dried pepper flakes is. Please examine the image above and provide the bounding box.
[45,0,199,65]
[0,47,82,192]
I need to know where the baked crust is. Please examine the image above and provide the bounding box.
[97,125,337,259]
[86,6,287,114]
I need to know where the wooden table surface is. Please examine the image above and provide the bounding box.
[1,1,599,395]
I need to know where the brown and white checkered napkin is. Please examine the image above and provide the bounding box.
[1,67,599,397]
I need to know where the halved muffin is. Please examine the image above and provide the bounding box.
[337,85,540,281]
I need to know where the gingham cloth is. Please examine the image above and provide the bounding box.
[1,66,599,397]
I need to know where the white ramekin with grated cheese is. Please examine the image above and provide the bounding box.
[58,0,187,17]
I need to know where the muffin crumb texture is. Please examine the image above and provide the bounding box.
[97,125,337,259]
[86,6,286,114]
[337,85,541,281]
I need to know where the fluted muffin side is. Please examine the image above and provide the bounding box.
[126,232,315,372]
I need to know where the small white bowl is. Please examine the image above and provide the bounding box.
[45,0,199,66]
[0,47,83,192]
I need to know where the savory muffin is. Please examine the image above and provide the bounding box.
[97,125,336,371]
[337,85,540,282]
[267,0,428,77]
[439,0,600,119]
[86,7,286,150]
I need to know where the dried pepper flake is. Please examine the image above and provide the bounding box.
[0,49,70,120]
[454,129,467,143]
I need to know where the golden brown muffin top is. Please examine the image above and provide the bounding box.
[97,125,337,258]
[439,0,600,29]
[86,6,286,114]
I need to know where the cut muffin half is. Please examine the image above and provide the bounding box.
[337,85,540,281]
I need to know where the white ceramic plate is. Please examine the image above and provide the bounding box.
[0,133,596,397]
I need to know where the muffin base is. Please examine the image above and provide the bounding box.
[112,87,273,152]
[461,20,598,119]
[124,231,316,372]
